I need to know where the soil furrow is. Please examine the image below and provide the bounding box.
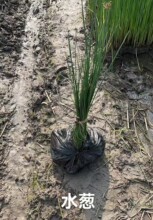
[1,1,47,219]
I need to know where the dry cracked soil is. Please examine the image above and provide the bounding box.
[0,0,153,220]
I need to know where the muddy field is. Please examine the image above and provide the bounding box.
[0,0,153,220]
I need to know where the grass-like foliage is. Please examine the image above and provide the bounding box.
[89,0,153,47]
[67,1,111,149]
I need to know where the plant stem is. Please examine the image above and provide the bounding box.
[72,121,87,149]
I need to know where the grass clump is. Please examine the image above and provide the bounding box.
[88,0,153,47]
[67,1,111,149]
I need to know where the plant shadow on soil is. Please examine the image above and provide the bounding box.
[52,153,110,220]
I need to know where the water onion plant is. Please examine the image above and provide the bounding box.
[51,0,116,173]
[88,0,153,47]
[67,1,111,149]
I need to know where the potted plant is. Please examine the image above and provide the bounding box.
[51,1,111,174]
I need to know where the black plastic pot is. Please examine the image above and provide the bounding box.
[50,128,105,174]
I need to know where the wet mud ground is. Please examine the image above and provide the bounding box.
[0,0,153,220]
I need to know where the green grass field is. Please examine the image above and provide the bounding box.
[88,0,153,47]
